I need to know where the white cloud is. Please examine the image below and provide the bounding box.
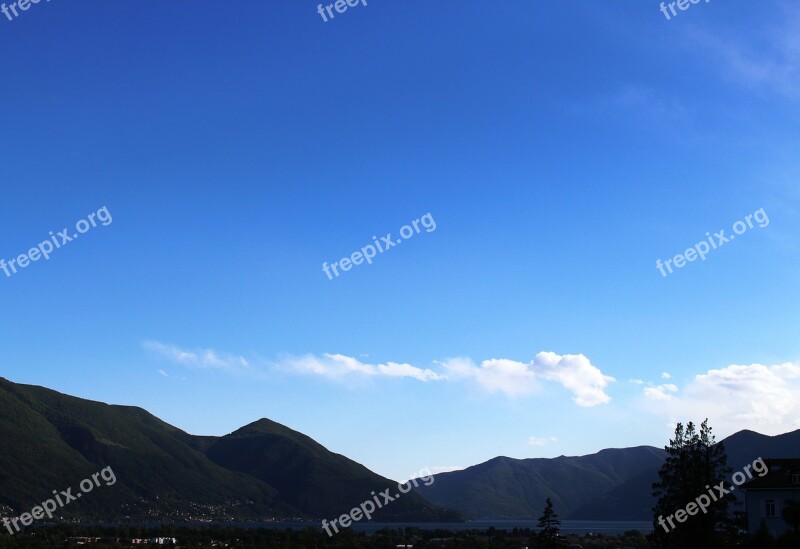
[144,344,613,407]
[438,352,614,407]
[143,341,255,376]
[662,372,671,379]
[439,357,539,397]
[536,352,616,407]
[643,383,678,401]
[628,378,645,385]
[529,436,558,447]
[157,369,169,377]
[282,353,443,383]
[643,362,800,436]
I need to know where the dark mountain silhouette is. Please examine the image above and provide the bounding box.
[415,429,800,520]
[0,378,459,521]
[413,446,665,519]
[569,428,800,520]
[723,429,800,469]
[3,376,796,523]
[205,419,459,521]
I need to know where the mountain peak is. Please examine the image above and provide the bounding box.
[231,418,292,437]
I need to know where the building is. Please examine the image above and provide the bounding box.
[743,458,800,537]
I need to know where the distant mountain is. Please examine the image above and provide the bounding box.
[570,428,800,520]
[0,378,459,522]
[5,376,796,524]
[413,446,665,519]
[723,429,800,470]
[205,419,460,521]
[567,466,661,520]
[416,428,800,521]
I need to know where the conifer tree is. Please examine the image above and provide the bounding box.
[652,419,732,548]
[537,497,561,547]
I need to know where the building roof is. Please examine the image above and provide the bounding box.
[743,459,800,491]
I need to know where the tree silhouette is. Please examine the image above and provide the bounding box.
[537,497,561,547]
[652,419,733,548]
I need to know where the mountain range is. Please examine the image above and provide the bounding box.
[413,429,800,520]
[0,377,459,522]
[1,376,797,522]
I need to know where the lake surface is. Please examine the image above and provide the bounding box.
[352,520,653,535]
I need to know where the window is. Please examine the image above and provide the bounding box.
[765,500,776,517]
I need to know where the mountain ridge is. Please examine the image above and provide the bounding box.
[415,429,800,520]
[3,376,797,523]
[0,377,459,522]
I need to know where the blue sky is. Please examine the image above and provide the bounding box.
[1,0,799,482]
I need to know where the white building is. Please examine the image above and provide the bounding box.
[743,458,800,537]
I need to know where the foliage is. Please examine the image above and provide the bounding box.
[536,497,561,547]
[651,419,732,548]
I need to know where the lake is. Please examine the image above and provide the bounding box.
[244,519,653,535]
